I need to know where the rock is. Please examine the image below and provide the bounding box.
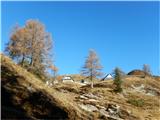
[146,88,159,96]
[79,104,98,112]
[99,103,123,120]
[79,95,88,100]
[107,104,120,114]
[60,89,68,93]
[126,109,132,114]
[108,108,116,114]
[131,84,145,91]
[96,105,106,109]
[131,84,159,96]
[99,109,109,117]
[45,81,53,87]
[146,92,155,96]
[83,93,99,99]
[88,99,99,102]
[100,109,124,120]
[27,86,34,92]
[75,82,87,86]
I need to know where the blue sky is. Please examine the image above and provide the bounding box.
[1,1,159,75]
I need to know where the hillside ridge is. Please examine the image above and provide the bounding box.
[1,53,160,120]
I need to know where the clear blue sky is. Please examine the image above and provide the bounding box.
[1,1,159,75]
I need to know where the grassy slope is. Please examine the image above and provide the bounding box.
[1,53,160,120]
[1,53,90,120]
[54,75,160,119]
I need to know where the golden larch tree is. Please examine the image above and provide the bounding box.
[6,19,53,78]
[49,64,59,83]
[81,49,103,88]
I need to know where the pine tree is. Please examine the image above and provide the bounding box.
[113,67,123,93]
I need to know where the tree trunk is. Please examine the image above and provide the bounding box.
[53,71,56,84]
[91,81,93,88]
[30,53,34,68]
[90,73,93,88]
[21,54,25,67]
[30,59,32,66]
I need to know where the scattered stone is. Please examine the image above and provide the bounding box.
[27,86,33,92]
[131,84,159,96]
[146,92,155,96]
[75,82,87,86]
[79,104,98,112]
[88,99,99,102]
[131,84,145,92]
[126,109,132,114]
[60,89,68,93]
[83,93,99,99]
[79,95,88,100]
[100,109,124,120]
[96,105,106,109]
[45,81,53,87]
[27,84,35,92]
[107,104,120,115]
[146,88,159,96]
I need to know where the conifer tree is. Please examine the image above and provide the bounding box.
[81,49,103,88]
[6,19,53,78]
[113,67,123,93]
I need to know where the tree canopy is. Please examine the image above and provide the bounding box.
[81,49,103,88]
[6,19,53,78]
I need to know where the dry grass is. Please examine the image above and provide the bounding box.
[1,53,91,119]
[1,53,160,120]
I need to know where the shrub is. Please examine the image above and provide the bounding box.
[127,99,144,107]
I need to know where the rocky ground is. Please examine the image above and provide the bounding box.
[1,53,160,120]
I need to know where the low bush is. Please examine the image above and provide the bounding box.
[127,98,144,107]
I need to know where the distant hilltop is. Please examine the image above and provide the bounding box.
[128,69,148,76]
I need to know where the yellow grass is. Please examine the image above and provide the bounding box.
[1,53,160,120]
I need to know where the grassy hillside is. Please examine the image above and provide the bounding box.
[1,53,89,119]
[1,53,160,120]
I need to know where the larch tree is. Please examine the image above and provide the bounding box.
[6,19,53,79]
[50,64,59,83]
[142,64,151,77]
[142,64,151,89]
[25,20,53,73]
[6,25,31,66]
[81,49,103,88]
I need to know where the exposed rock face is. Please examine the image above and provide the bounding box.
[131,84,160,96]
